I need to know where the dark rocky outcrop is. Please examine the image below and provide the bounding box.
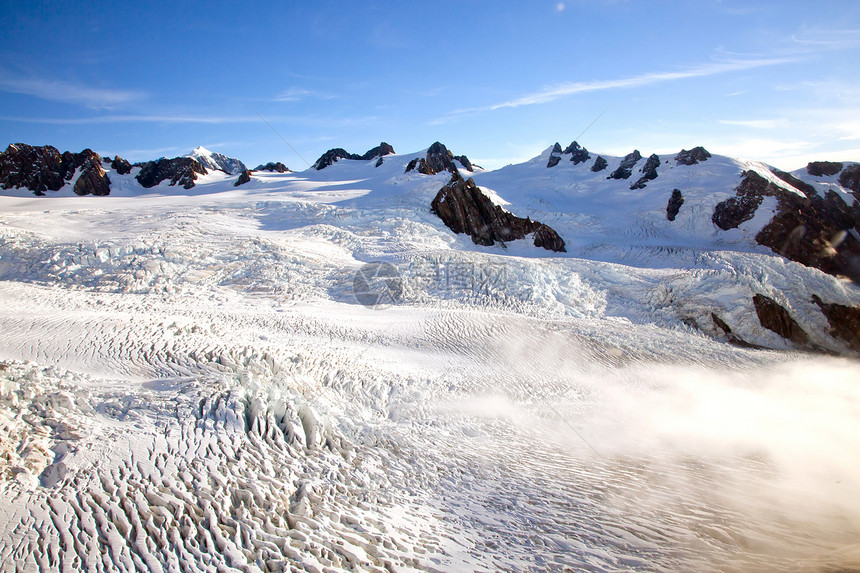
[812,295,860,353]
[136,157,208,189]
[630,153,660,189]
[313,148,359,170]
[234,169,252,187]
[111,155,132,175]
[454,155,474,172]
[838,164,860,197]
[666,189,684,221]
[591,156,608,172]
[375,157,384,167]
[1,143,65,194]
[313,143,396,170]
[0,143,113,195]
[756,191,860,283]
[608,150,641,180]
[563,141,591,165]
[406,142,465,176]
[359,142,395,161]
[714,169,860,282]
[752,294,809,345]
[547,143,563,168]
[675,147,711,166]
[73,156,111,196]
[532,224,566,252]
[771,168,816,198]
[806,161,843,177]
[712,170,782,230]
[431,172,565,252]
[254,162,291,173]
[711,313,758,348]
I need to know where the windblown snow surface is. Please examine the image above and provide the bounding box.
[1,150,859,572]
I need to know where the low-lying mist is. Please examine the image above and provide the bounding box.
[436,327,860,570]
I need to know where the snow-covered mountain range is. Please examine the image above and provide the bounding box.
[1,139,859,571]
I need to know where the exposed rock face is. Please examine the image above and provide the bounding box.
[608,150,642,180]
[630,154,660,189]
[253,162,291,173]
[563,141,591,165]
[405,142,467,176]
[771,168,817,197]
[234,169,252,187]
[712,170,782,230]
[431,173,565,252]
[454,155,474,172]
[714,169,860,281]
[111,155,132,175]
[136,157,208,189]
[359,142,395,160]
[423,141,460,175]
[547,143,563,168]
[666,189,684,221]
[838,164,860,196]
[591,156,608,172]
[675,146,711,166]
[0,143,69,194]
[73,156,111,196]
[812,295,860,353]
[711,313,758,348]
[314,143,397,170]
[547,141,591,168]
[532,224,566,252]
[757,187,860,283]
[0,143,114,195]
[806,161,843,177]
[752,294,809,345]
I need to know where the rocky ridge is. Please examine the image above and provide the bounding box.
[714,167,860,282]
[312,142,396,170]
[136,157,208,189]
[0,143,113,196]
[405,142,474,176]
[254,162,291,173]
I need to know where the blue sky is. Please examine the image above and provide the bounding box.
[1,0,858,170]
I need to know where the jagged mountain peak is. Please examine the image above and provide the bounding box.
[187,146,247,175]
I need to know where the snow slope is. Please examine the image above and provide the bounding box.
[1,147,859,571]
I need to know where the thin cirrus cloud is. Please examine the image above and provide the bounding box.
[0,114,258,125]
[719,119,790,130]
[434,56,798,123]
[0,73,145,108]
[0,113,381,128]
[273,87,333,102]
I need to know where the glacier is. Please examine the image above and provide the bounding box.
[1,144,859,572]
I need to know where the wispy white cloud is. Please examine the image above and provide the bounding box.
[0,114,256,124]
[0,113,381,128]
[0,72,145,108]
[489,57,795,110]
[434,56,797,123]
[719,119,790,129]
[273,87,332,102]
[790,28,860,51]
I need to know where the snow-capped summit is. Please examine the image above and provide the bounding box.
[187,146,247,175]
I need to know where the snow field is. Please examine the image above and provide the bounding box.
[1,151,859,571]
